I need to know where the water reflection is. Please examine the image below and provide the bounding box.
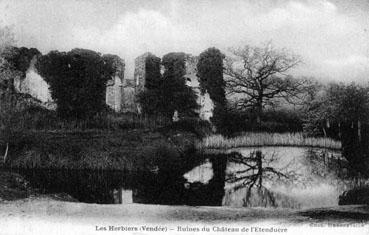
[113,189,133,204]
[181,147,352,209]
[5,147,359,208]
[6,154,226,206]
[222,147,348,208]
[9,169,145,204]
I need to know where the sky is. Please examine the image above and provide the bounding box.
[0,0,368,82]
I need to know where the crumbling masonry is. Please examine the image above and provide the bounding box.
[14,52,214,120]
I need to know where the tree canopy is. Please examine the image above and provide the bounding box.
[224,43,305,125]
[303,82,369,174]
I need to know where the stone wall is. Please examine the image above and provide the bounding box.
[121,79,137,113]
[105,75,123,112]
[14,56,55,109]
[131,52,159,114]
[133,52,153,94]
[104,55,125,112]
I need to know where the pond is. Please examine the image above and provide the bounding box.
[4,147,360,208]
[221,147,347,208]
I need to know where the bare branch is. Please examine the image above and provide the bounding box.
[225,43,305,118]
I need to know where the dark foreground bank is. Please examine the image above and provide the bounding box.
[3,128,199,170]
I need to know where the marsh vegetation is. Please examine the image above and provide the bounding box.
[197,132,341,150]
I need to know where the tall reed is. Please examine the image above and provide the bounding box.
[196,132,341,150]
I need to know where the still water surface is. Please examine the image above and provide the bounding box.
[8,147,355,208]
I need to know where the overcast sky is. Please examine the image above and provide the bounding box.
[0,0,368,82]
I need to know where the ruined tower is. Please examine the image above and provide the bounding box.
[133,52,155,94]
[184,55,214,121]
[13,53,131,113]
[132,52,214,120]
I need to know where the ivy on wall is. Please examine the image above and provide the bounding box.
[36,48,115,119]
[197,47,227,133]
[138,52,198,119]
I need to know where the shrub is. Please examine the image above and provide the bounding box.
[162,118,212,138]
[211,108,250,136]
[339,186,369,205]
[212,107,304,136]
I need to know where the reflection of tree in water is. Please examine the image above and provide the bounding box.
[306,149,348,178]
[227,150,299,207]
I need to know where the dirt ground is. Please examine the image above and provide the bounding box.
[0,197,369,235]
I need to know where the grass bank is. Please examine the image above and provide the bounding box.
[4,128,198,171]
[196,132,342,150]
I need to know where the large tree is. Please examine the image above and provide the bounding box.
[304,83,369,174]
[0,26,15,52]
[0,27,20,92]
[224,43,305,126]
[0,29,31,161]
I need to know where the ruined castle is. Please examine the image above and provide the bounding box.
[14,52,214,120]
